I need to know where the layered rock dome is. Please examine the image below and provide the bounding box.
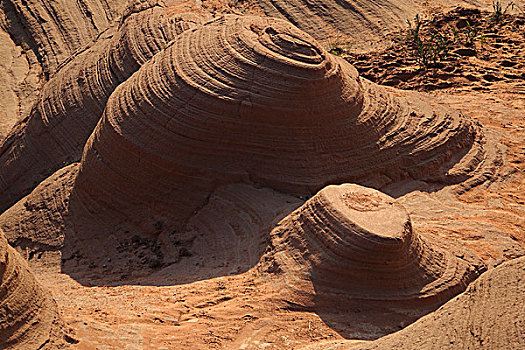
[0,1,203,212]
[266,184,484,300]
[261,183,485,337]
[71,14,484,236]
[0,229,64,349]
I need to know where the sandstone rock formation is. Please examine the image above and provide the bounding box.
[0,229,64,349]
[254,0,421,45]
[301,256,525,349]
[0,0,125,73]
[0,1,522,349]
[0,164,78,253]
[70,14,485,242]
[0,28,35,141]
[0,1,203,212]
[261,183,485,337]
[204,0,486,47]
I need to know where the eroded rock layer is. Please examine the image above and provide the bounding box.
[0,0,126,73]
[71,14,485,238]
[254,0,421,45]
[251,0,495,45]
[262,183,485,337]
[0,229,64,349]
[0,164,78,252]
[0,2,203,212]
[301,256,525,350]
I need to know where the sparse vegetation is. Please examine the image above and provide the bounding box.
[328,41,349,56]
[401,13,487,69]
[490,1,515,22]
[464,21,476,46]
[345,6,524,92]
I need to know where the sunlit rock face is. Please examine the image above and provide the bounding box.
[71,15,483,238]
[0,229,64,349]
[0,1,203,212]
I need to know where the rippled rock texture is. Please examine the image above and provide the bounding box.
[71,14,485,240]
[0,229,64,349]
[0,164,78,252]
[261,183,484,338]
[0,0,126,73]
[0,1,521,349]
[254,0,420,45]
[0,1,203,212]
[301,256,525,349]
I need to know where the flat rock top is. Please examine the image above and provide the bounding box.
[319,184,408,241]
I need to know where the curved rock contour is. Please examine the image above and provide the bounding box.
[254,0,421,45]
[0,229,64,349]
[300,256,525,350]
[0,2,203,212]
[266,183,483,300]
[262,183,485,337]
[0,0,126,73]
[71,14,484,237]
[0,164,78,252]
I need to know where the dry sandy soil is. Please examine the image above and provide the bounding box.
[0,1,524,349]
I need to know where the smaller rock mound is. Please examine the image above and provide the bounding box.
[0,163,78,252]
[0,229,64,349]
[262,184,485,337]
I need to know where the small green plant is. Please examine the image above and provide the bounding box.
[490,1,515,22]
[451,27,460,44]
[479,32,487,49]
[329,45,344,56]
[492,0,503,20]
[404,14,455,68]
[405,15,430,67]
[432,32,452,60]
[401,14,487,68]
[328,42,350,56]
[406,14,423,44]
[465,21,479,46]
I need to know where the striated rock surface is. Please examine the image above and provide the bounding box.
[301,256,525,349]
[228,0,487,48]
[0,2,521,349]
[70,14,485,239]
[254,0,421,46]
[0,0,126,73]
[260,183,485,338]
[0,28,34,141]
[0,229,64,349]
[0,164,78,252]
[0,1,203,212]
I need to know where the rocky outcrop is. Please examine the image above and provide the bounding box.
[253,0,421,46]
[70,14,485,239]
[261,183,485,337]
[0,229,64,349]
[0,0,126,73]
[0,164,78,252]
[301,256,525,349]
[0,2,203,212]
